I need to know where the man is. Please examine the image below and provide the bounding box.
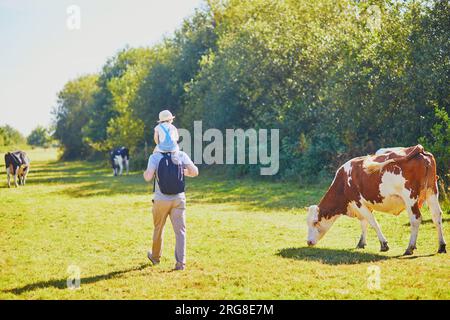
[143,150,198,271]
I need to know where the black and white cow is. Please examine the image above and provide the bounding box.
[110,147,129,176]
[4,151,30,187]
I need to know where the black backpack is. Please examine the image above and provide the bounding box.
[154,153,185,195]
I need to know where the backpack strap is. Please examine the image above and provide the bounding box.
[159,124,173,145]
[159,124,170,136]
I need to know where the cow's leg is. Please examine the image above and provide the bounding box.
[356,218,368,249]
[6,166,10,188]
[23,166,29,185]
[427,192,446,253]
[404,203,422,255]
[113,158,118,176]
[13,168,18,187]
[17,167,22,186]
[118,159,123,176]
[357,205,389,252]
[125,159,129,175]
[19,167,25,185]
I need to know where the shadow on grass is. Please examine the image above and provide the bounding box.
[25,161,150,198]
[396,253,437,260]
[187,176,325,210]
[277,247,391,265]
[2,263,151,295]
[30,161,103,173]
[46,174,149,198]
[9,159,327,210]
[4,159,450,213]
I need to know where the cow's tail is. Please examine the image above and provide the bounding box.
[422,150,437,194]
[364,144,424,174]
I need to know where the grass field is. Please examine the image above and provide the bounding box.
[0,148,449,299]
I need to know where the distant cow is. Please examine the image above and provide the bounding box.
[4,151,30,187]
[110,147,129,176]
[306,145,446,255]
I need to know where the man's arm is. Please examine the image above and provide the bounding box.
[143,155,157,182]
[143,166,155,182]
[181,152,199,177]
[184,163,199,177]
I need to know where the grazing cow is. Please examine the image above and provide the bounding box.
[110,147,129,176]
[4,151,30,187]
[306,145,446,255]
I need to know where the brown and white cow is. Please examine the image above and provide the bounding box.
[306,145,446,255]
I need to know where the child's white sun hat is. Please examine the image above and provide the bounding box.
[158,110,176,123]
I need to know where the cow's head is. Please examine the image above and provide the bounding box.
[306,205,336,246]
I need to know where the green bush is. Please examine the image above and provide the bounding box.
[0,125,25,147]
[419,107,450,198]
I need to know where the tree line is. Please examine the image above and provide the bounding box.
[0,125,25,147]
[51,0,449,191]
[0,125,51,148]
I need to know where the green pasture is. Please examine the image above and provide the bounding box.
[0,148,449,299]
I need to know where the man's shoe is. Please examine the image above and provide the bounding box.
[147,251,160,265]
[174,263,185,271]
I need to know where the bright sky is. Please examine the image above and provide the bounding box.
[0,0,204,136]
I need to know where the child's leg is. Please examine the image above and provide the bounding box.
[154,130,159,146]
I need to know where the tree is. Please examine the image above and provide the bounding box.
[83,47,152,151]
[27,126,50,147]
[134,10,218,138]
[52,74,99,159]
